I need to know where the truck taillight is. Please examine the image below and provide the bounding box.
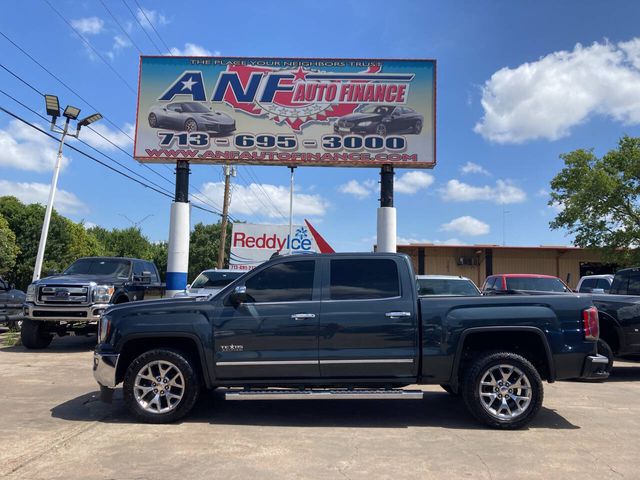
[582,306,599,341]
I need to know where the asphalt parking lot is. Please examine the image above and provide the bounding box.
[1,332,639,480]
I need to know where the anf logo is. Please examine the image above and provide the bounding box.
[159,71,207,101]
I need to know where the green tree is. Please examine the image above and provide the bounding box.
[188,221,233,281]
[88,226,152,259]
[550,135,640,265]
[0,213,19,276]
[149,241,168,281]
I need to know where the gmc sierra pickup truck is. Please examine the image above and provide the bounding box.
[94,253,607,429]
[23,257,164,349]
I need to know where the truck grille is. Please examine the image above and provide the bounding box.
[37,285,89,305]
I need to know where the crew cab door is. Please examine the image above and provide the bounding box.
[213,258,321,379]
[318,256,418,379]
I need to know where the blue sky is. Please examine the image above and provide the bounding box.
[1,0,640,251]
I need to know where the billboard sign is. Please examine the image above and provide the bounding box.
[229,220,334,271]
[134,56,436,168]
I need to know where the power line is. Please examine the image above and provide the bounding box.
[42,0,137,94]
[0,105,224,218]
[121,0,163,54]
[132,0,172,54]
[97,0,144,54]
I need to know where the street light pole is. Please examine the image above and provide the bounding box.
[32,118,70,281]
[32,94,102,282]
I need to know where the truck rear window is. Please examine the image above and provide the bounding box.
[505,277,567,292]
[417,278,480,296]
[330,259,399,300]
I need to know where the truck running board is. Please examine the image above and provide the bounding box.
[223,388,424,401]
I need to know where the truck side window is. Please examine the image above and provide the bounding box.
[133,261,145,280]
[330,259,399,300]
[579,278,597,293]
[144,261,159,283]
[244,261,314,303]
[611,271,629,294]
[628,272,640,295]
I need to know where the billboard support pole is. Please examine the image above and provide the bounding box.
[377,164,396,253]
[288,166,296,254]
[166,160,191,297]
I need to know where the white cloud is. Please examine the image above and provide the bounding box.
[75,123,134,151]
[0,120,70,172]
[460,161,490,176]
[0,180,87,215]
[199,181,329,219]
[395,171,434,194]
[136,8,169,28]
[397,236,465,246]
[106,35,131,60]
[440,216,490,236]
[170,43,219,57]
[440,179,526,204]
[71,17,104,35]
[338,179,375,199]
[536,188,549,197]
[475,38,640,143]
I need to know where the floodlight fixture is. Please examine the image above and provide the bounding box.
[77,113,103,128]
[44,94,60,118]
[62,105,81,120]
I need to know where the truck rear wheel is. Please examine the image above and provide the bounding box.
[20,319,54,349]
[123,349,200,424]
[461,352,543,429]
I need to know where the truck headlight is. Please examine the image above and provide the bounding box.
[93,285,115,304]
[98,314,111,343]
[358,121,373,127]
[26,284,36,303]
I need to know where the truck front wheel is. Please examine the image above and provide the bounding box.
[123,349,200,423]
[20,319,54,349]
[461,352,543,429]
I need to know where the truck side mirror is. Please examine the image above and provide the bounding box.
[229,286,248,307]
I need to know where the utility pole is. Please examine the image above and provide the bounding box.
[288,166,296,254]
[217,165,235,269]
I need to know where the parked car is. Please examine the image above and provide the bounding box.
[148,101,236,134]
[22,257,165,349]
[482,274,571,294]
[576,274,614,293]
[416,275,481,296]
[174,269,244,298]
[0,276,25,330]
[333,105,423,136]
[94,252,607,429]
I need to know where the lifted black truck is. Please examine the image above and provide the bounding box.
[23,257,164,349]
[94,253,607,429]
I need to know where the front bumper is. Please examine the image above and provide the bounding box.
[93,350,120,388]
[24,302,110,322]
[581,354,610,380]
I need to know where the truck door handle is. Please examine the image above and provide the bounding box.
[386,311,412,318]
[291,313,316,320]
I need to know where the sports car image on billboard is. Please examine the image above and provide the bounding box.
[148,101,236,135]
[333,105,423,136]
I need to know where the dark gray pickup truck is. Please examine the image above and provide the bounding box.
[23,257,164,349]
[94,253,607,429]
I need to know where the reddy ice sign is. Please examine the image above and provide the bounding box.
[229,221,334,271]
[134,56,436,168]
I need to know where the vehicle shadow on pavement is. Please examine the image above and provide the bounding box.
[51,389,580,430]
[605,364,640,382]
[0,334,96,353]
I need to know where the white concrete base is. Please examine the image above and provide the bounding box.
[376,207,397,253]
[166,201,191,297]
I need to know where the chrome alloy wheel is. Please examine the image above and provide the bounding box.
[184,119,197,132]
[478,364,532,420]
[134,360,185,414]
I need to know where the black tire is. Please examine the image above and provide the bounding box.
[413,119,423,134]
[123,349,200,424]
[461,351,543,430]
[375,124,387,136]
[440,384,459,396]
[597,338,614,374]
[20,319,53,349]
[148,113,158,128]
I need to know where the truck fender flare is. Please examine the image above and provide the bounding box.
[119,332,213,389]
[450,326,556,386]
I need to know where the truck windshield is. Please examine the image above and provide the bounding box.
[64,259,131,278]
[191,271,243,289]
[417,278,480,296]
[506,277,568,292]
[182,103,211,113]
